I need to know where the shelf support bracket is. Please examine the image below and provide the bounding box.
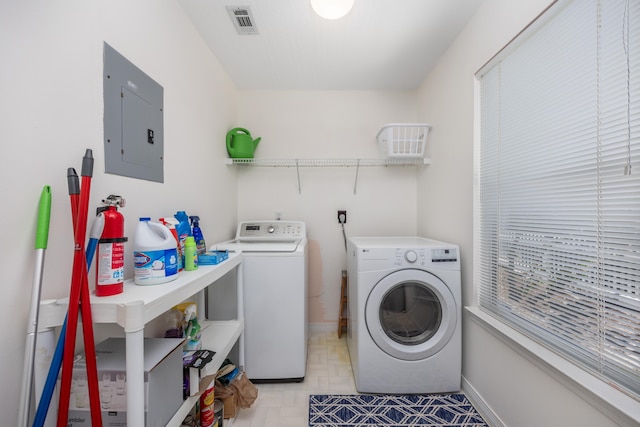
[295,159,302,194]
[353,159,361,194]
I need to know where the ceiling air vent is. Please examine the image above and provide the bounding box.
[226,6,259,35]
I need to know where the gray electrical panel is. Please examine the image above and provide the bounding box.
[103,43,164,182]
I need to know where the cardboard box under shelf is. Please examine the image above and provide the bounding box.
[64,337,184,426]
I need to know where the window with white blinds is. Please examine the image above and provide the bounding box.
[476,0,640,398]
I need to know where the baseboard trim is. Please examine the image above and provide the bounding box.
[461,376,505,427]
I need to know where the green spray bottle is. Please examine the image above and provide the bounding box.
[174,211,191,269]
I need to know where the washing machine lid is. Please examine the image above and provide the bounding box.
[365,268,457,361]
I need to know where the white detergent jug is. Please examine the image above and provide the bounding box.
[134,217,179,285]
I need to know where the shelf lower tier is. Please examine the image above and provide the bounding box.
[167,319,244,427]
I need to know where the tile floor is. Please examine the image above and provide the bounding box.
[231,329,355,427]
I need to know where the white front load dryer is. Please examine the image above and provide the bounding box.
[346,236,461,394]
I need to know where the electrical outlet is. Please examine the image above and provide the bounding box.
[337,210,347,224]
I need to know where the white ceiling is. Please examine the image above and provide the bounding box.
[179,0,484,90]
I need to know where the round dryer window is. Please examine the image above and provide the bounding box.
[365,269,457,361]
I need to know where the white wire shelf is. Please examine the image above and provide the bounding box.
[225,158,430,194]
[225,158,431,167]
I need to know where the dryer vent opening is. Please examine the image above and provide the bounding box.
[227,6,259,35]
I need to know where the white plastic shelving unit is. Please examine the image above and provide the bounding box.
[38,252,244,427]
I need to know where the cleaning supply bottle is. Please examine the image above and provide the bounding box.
[184,236,198,271]
[175,211,191,268]
[159,217,183,271]
[180,303,202,350]
[134,217,179,285]
[189,216,206,255]
[163,308,184,339]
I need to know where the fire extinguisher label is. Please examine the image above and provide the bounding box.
[97,242,125,285]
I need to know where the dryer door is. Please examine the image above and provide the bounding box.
[365,269,457,361]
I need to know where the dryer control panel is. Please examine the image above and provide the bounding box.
[431,248,458,263]
[349,236,460,271]
[236,220,306,242]
[396,249,427,265]
[392,247,458,267]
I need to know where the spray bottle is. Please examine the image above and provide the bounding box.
[182,303,202,351]
[174,211,191,269]
[189,216,207,255]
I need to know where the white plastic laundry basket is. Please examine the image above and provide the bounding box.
[376,123,431,158]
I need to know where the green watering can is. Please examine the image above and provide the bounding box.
[226,128,261,159]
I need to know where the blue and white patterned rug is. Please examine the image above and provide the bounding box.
[309,393,488,426]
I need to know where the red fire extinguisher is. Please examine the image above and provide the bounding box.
[96,195,127,296]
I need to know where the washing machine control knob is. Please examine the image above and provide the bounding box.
[267,225,275,233]
[405,250,418,263]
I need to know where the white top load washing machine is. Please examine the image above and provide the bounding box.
[214,221,308,382]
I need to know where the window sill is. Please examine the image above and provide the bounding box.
[465,306,640,426]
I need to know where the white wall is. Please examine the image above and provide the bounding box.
[1,1,238,424]
[416,0,620,426]
[3,1,628,425]
[236,90,420,326]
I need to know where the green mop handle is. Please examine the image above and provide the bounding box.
[36,186,51,249]
[18,185,52,427]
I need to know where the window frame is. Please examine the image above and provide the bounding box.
[471,0,640,423]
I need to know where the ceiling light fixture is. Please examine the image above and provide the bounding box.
[310,0,355,20]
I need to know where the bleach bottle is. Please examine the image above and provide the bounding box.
[134,218,178,285]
